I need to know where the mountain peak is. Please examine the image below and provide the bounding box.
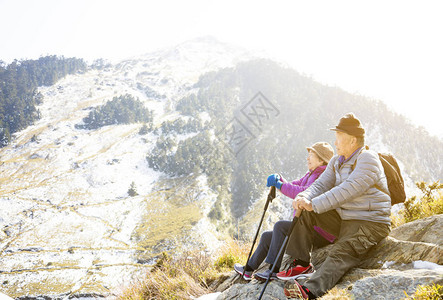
[120,36,263,87]
[177,35,225,46]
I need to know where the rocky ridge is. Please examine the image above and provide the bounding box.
[214,214,443,300]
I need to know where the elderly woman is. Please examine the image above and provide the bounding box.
[234,142,335,281]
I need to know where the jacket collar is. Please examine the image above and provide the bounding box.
[338,147,364,166]
[336,146,366,169]
[310,165,327,174]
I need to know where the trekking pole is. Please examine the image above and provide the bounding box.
[241,186,276,279]
[258,209,303,300]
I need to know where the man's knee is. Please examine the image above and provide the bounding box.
[298,210,317,228]
[331,227,378,260]
[273,220,290,235]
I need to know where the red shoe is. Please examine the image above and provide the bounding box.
[284,280,309,299]
[277,262,314,280]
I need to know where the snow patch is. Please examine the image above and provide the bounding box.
[199,111,211,124]
[0,292,16,300]
[413,260,443,271]
[382,261,396,269]
[193,292,222,300]
[0,37,262,298]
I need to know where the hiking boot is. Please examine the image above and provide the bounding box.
[284,280,309,299]
[277,261,314,281]
[253,269,278,281]
[233,263,253,281]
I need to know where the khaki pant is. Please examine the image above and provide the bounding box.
[285,209,390,297]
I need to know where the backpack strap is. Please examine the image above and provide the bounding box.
[350,146,389,197]
[350,145,369,171]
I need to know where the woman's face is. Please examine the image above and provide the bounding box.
[307,150,324,171]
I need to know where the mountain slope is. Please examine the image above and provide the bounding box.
[0,37,441,298]
[0,38,258,298]
[169,58,442,221]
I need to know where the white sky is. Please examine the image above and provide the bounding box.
[1,0,442,138]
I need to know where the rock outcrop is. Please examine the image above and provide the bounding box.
[216,214,443,300]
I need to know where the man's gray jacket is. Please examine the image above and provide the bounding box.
[298,147,391,225]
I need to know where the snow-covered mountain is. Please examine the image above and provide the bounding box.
[0,37,262,299]
[1,36,441,299]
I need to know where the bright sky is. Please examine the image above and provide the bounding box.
[1,0,442,138]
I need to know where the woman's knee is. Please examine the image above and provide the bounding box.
[260,230,273,243]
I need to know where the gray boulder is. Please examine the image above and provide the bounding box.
[217,281,286,300]
[390,214,443,246]
[340,268,443,300]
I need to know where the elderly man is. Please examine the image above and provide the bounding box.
[279,113,391,299]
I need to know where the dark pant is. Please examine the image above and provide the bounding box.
[247,220,291,271]
[285,210,390,297]
[247,220,332,272]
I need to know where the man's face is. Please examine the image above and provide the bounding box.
[334,131,354,158]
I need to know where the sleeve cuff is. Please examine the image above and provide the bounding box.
[311,198,325,214]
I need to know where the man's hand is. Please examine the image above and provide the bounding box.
[292,196,313,211]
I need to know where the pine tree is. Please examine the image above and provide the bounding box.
[139,123,150,135]
[128,182,138,197]
[0,127,10,147]
[0,56,86,147]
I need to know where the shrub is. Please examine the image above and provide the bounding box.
[404,283,443,300]
[208,201,223,220]
[393,181,443,227]
[138,123,152,135]
[214,253,236,269]
[214,239,249,271]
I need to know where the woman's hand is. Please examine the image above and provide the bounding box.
[267,174,283,189]
[292,196,313,211]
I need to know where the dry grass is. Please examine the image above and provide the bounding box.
[320,287,353,299]
[118,251,215,300]
[118,239,250,300]
[119,269,207,300]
